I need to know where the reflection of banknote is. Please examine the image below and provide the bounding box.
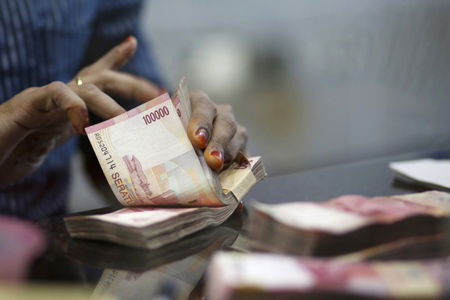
[206,252,449,300]
[250,191,450,256]
[91,227,237,300]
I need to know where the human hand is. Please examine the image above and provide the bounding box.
[0,37,161,184]
[67,36,161,114]
[187,91,248,172]
[72,36,247,172]
[0,82,94,184]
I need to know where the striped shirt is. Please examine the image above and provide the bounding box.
[0,0,163,219]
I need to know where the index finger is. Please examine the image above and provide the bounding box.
[69,82,126,120]
[22,81,89,134]
[88,36,137,72]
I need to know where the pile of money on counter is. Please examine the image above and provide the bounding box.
[64,78,266,248]
[205,191,450,300]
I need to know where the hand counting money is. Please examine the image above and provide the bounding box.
[64,78,266,249]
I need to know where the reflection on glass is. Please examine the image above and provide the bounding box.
[90,225,240,300]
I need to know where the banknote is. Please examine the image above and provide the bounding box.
[64,224,240,273]
[250,191,450,256]
[206,252,449,300]
[67,78,266,249]
[65,156,264,249]
[390,158,450,190]
[85,82,221,207]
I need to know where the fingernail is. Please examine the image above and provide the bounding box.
[72,123,85,135]
[81,108,90,126]
[210,150,224,169]
[118,36,135,53]
[157,86,168,96]
[122,35,134,44]
[67,107,77,124]
[195,128,208,148]
[83,117,90,129]
[81,107,89,120]
[68,107,90,135]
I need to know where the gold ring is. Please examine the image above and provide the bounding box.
[75,77,83,86]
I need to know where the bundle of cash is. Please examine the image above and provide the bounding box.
[63,212,242,272]
[250,191,450,256]
[65,79,266,249]
[206,252,450,300]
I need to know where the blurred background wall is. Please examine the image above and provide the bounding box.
[141,0,450,176]
[69,0,450,211]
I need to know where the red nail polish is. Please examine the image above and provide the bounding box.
[210,150,224,165]
[195,128,208,148]
[122,35,134,44]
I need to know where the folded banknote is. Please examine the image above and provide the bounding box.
[250,191,450,256]
[65,78,266,249]
[206,252,450,300]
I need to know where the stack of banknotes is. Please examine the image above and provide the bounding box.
[250,191,450,256]
[64,78,266,249]
[201,191,450,299]
[206,252,450,300]
[62,211,243,272]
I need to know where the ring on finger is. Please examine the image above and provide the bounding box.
[75,77,83,86]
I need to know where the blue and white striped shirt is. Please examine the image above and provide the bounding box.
[0,0,163,219]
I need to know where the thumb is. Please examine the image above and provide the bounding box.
[90,36,138,71]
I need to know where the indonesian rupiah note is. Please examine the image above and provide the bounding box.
[86,92,221,207]
[206,252,448,300]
